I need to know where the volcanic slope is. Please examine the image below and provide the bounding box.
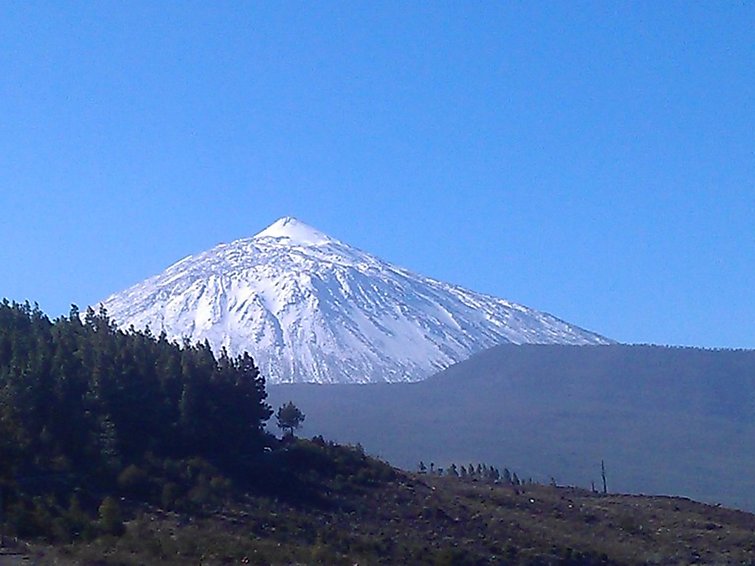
[100,217,610,383]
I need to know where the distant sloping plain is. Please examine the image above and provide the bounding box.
[268,344,755,512]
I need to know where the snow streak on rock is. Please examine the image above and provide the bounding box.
[100,217,611,383]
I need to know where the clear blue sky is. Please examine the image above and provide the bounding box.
[1,2,752,348]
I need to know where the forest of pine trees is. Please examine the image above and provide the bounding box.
[0,299,273,490]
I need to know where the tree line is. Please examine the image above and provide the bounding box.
[0,299,273,487]
[418,461,531,486]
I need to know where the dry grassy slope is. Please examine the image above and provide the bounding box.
[37,469,755,565]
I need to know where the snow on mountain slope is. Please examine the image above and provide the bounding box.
[99,217,612,383]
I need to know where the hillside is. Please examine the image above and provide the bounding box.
[8,445,755,565]
[267,343,755,511]
[1,302,754,564]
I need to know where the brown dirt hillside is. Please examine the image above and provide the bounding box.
[27,463,755,565]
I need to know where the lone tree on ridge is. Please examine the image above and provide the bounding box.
[276,401,305,437]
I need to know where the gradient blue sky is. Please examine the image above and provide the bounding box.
[1,2,753,348]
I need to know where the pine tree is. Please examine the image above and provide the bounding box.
[276,401,305,437]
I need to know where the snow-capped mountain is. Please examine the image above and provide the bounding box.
[99,217,611,383]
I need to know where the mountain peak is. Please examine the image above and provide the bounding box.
[254,217,332,246]
[100,220,611,383]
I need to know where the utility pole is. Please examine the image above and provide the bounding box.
[601,460,607,494]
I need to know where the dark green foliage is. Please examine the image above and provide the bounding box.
[0,299,273,538]
[97,496,124,536]
[258,438,396,501]
[117,464,149,497]
[276,400,305,437]
[0,300,272,473]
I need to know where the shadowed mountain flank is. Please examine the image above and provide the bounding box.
[268,343,755,511]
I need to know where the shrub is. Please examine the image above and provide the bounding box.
[98,496,125,536]
[117,464,150,496]
[161,482,180,509]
